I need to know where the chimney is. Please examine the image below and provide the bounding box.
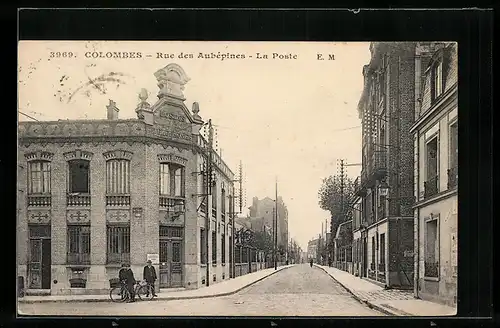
[106,100,119,120]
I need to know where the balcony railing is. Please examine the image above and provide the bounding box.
[67,252,91,265]
[372,149,388,174]
[447,167,458,189]
[212,208,217,218]
[106,195,131,207]
[27,194,52,207]
[67,194,91,207]
[107,252,130,264]
[425,261,439,278]
[221,212,226,221]
[424,175,439,199]
[159,195,185,209]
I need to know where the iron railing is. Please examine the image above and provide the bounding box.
[447,167,458,189]
[424,175,439,199]
[67,252,91,265]
[372,149,388,173]
[27,194,51,207]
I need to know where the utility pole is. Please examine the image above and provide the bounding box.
[205,119,215,287]
[230,161,243,279]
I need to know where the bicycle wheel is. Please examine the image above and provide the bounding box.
[110,286,128,303]
[137,285,154,301]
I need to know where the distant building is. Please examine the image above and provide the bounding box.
[17,63,236,295]
[307,238,319,262]
[248,196,289,248]
[411,42,458,306]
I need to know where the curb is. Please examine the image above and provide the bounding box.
[313,264,397,316]
[18,265,293,304]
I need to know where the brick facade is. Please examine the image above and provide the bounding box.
[17,63,235,295]
[355,42,416,289]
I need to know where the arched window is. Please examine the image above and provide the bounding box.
[68,159,90,194]
[159,163,185,197]
[106,159,130,194]
[28,161,51,194]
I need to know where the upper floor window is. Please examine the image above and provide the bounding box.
[424,136,439,198]
[449,121,458,169]
[448,121,458,189]
[221,185,226,219]
[432,60,444,100]
[28,161,51,194]
[159,163,185,197]
[211,181,217,217]
[106,159,130,194]
[68,159,90,194]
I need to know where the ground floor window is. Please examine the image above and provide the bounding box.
[200,228,207,264]
[106,225,130,264]
[425,216,439,277]
[371,236,376,270]
[212,230,217,264]
[221,234,226,264]
[67,225,91,264]
[379,233,385,272]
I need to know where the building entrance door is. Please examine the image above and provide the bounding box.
[28,225,51,289]
[362,237,368,278]
[159,226,183,288]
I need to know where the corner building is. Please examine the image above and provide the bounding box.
[17,63,235,295]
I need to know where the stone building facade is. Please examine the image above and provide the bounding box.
[354,42,416,289]
[248,196,289,250]
[410,43,458,306]
[17,63,235,295]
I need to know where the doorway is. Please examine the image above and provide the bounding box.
[362,237,368,278]
[159,226,183,288]
[28,225,51,289]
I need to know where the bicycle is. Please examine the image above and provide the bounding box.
[109,279,154,302]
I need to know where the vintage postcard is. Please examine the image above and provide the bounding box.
[17,41,457,316]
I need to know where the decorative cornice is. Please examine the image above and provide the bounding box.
[103,149,134,161]
[24,150,54,162]
[63,149,94,161]
[157,153,188,165]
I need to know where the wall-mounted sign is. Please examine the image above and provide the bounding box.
[147,254,160,265]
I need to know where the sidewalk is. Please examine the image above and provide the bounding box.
[18,265,294,304]
[315,264,456,316]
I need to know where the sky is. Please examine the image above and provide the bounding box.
[18,41,371,250]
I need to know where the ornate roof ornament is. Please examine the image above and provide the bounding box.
[154,63,190,99]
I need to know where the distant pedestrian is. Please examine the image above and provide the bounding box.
[310,259,313,267]
[143,260,158,297]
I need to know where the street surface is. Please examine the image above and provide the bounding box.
[18,264,383,316]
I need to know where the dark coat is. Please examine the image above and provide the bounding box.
[123,268,136,285]
[143,265,157,283]
[118,268,127,282]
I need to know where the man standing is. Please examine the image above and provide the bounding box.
[125,264,136,303]
[143,260,158,297]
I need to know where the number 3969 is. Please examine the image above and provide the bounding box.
[49,52,75,58]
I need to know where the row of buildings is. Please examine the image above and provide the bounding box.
[17,63,273,296]
[332,42,458,307]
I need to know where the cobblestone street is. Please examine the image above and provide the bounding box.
[18,264,383,316]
